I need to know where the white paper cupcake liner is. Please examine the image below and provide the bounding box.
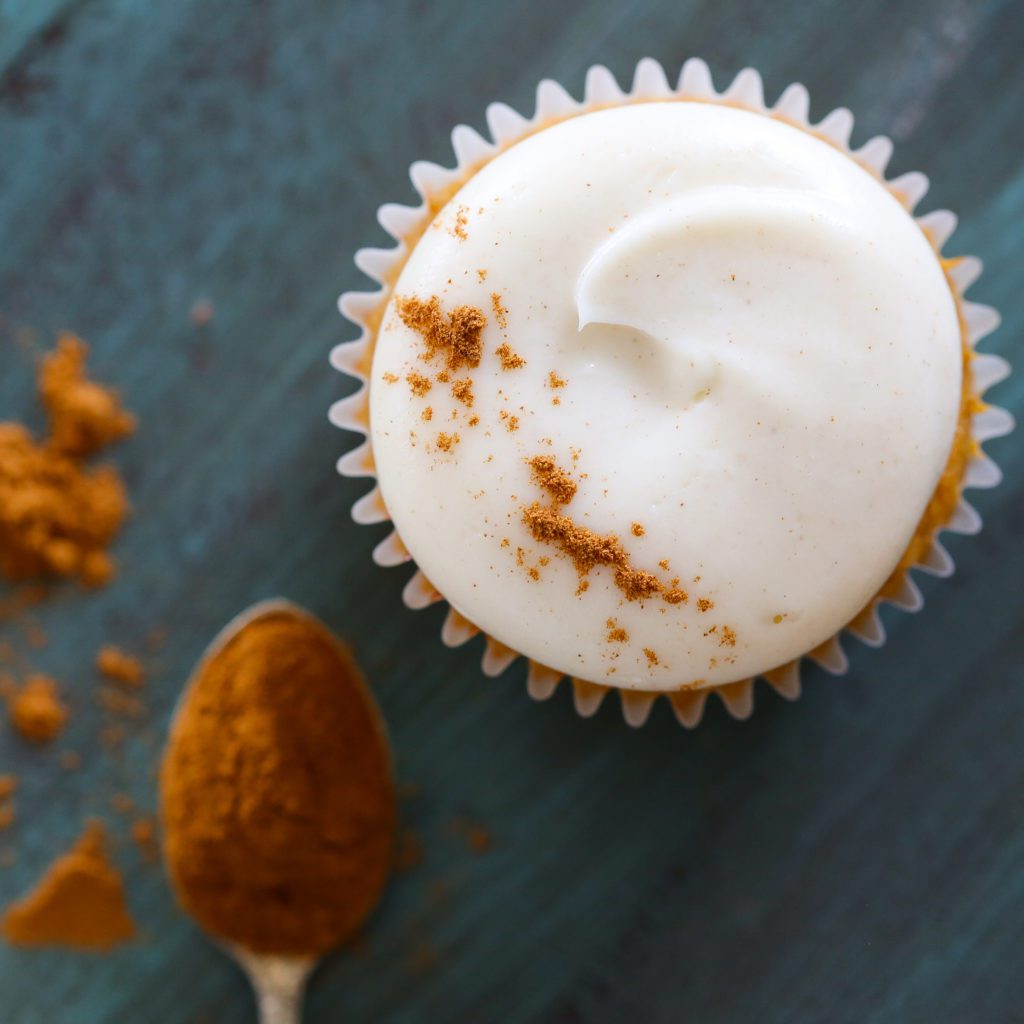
[331,57,1014,729]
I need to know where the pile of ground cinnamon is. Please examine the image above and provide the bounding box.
[160,607,396,956]
[1,820,135,951]
[0,335,133,587]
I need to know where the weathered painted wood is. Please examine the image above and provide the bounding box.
[0,0,1021,1021]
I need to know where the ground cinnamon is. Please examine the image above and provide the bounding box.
[38,334,136,458]
[396,295,486,372]
[95,645,144,688]
[160,607,396,956]
[6,674,68,743]
[1,820,135,951]
[0,336,132,586]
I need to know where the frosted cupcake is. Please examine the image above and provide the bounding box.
[332,60,1012,727]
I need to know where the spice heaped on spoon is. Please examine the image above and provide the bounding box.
[160,600,396,1023]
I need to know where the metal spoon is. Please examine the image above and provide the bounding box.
[162,598,396,1024]
[231,947,314,1024]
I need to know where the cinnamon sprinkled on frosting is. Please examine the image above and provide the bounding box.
[406,372,432,397]
[527,455,577,505]
[495,343,526,370]
[606,618,629,643]
[397,296,486,372]
[520,455,699,607]
[435,432,459,452]
[451,379,474,407]
[491,293,509,330]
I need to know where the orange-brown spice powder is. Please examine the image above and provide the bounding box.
[95,645,144,688]
[160,611,396,956]
[397,296,486,372]
[2,821,135,951]
[0,336,133,587]
[6,675,68,744]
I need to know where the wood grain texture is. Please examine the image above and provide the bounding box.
[0,1,1021,1021]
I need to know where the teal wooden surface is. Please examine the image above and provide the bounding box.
[0,1,1021,1021]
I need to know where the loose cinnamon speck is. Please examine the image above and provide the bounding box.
[720,626,737,648]
[548,371,566,389]
[606,618,629,644]
[631,522,645,537]
[382,372,399,384]
[450,206,469,240]
[451,378,474,407]
[491,293,509,329]
[406,372,432,397]
[696,598,714,613]
[96,646,144,688]
[527,455,577,505]
[495,343,526,370]
[477,269,488,282]
[421,406,433,422]
[435,432,460,453]
[397,296,486,372]
[643,648,659,667]
[468,416,480,427]
[7,675,68,744]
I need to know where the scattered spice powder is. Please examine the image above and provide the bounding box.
[548,371,567,389]
[490,293,509,329]
[696,598,714,613]
[406,372,432,397]
[606,619,629,644]
[95,645,144,688]
[450,205,469,240]
[476,269,488,282]
[720,626,737,648]
[451,378,474,407]
[7,674,68,743]
[495,343,526,370]
[38,334,136,458]
[382,372,399,384]
[522,503,667,602]
[421,406,433,422]
[1,821,135,951]
[527,455,577,505]
[0,425,129,586]
[160,608,396,956]
[397,296,486,372]
[643,648,660,667]
[631,522,645,537]
[0,776,16,831]
[435,432,460,453]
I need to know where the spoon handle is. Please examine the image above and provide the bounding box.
[253,979,304,1024]
[236,952,313,1024]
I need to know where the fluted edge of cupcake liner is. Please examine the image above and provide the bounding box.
[330,57,1014,729]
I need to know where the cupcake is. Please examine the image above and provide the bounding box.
[332,59,1012,727]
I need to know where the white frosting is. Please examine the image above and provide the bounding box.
[369,102,962,691]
